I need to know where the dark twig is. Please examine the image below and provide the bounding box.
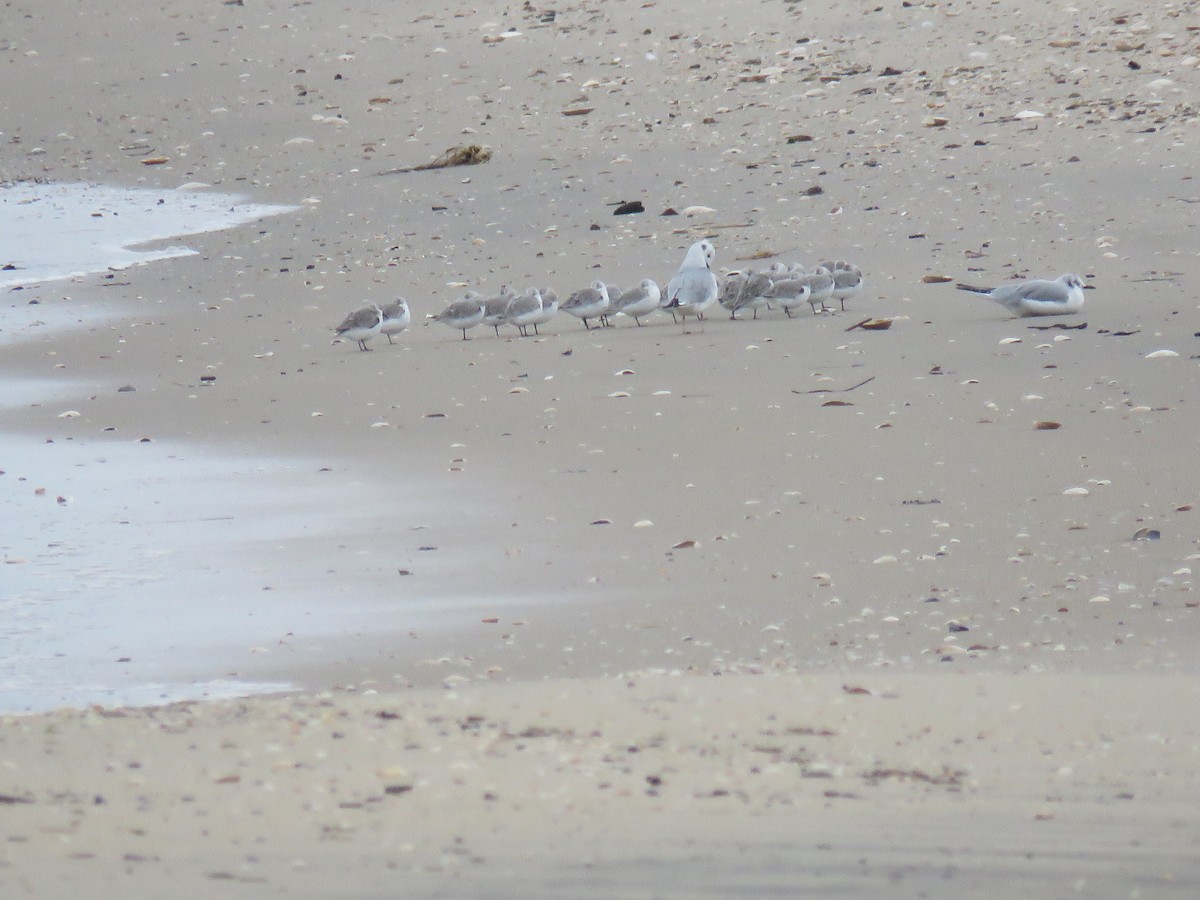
[795,375,876,395]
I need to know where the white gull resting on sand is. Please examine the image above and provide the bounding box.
[379,298,411,343]
[955,273,1087,318]
[664,240,718,330]
[334,303,383,351]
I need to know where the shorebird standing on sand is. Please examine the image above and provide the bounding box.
[664,240,719,331]
[334,303,384,351]
[379,298,411,344]
[432,292,486,339]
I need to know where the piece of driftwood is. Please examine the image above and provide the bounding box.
[377,145,493,175]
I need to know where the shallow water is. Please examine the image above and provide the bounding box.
[0,181,492,712]
[0,181,296,288]
[0,431,492,714]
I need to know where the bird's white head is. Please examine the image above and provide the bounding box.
[684,240,716,269]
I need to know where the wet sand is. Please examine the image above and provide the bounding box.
[2,0,1199,895]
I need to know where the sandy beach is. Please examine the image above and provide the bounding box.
[2,0,1199,895]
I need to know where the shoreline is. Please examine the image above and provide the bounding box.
[2,0,1198,893]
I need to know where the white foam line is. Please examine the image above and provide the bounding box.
[0,181,297,288]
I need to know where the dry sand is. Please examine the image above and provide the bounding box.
[2,0,1199,895]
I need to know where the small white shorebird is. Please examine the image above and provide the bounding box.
[718,272,748,319]
[800,265,835,313]
[737,262,787,319]
[481,286,517,336]
[379,298,411,344]
[433,292,486,339]
[526,288,559,335]
[664,239,718,331]
[604,284,622,325]
[562,281,611,330]
[504,287,544,337]
[821,260,864,311]
[334,303,384,351]
[765,271,813,318]
[612,279,662,326]
[955,273,1087,318]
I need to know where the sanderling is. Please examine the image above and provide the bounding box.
[379,298,411,343]
[482,286,517,336]
[526,288,559,335]
[820,261,864,311]
[664,240,719,331]
[765,271,812,318]
[613,279,662,326]
[433,293,486,339]
[562,281,611,330]
[334,303,384,351]
[718,272,748,318]
[800,265,835,313]
[956,273,1086,317]
[736,262,786,320]
[505,287,544,337]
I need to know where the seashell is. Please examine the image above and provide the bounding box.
[1145,349,1179,358]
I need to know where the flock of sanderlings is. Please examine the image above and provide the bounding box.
[332,241,865,349]
[333,240,1087,349]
